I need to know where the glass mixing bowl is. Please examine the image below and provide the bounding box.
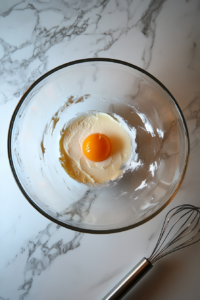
[8,59,189,233]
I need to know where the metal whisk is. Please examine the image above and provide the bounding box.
[103,205,200,300]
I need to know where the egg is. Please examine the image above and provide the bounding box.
[83,133,112,162]
[59,112,134,185]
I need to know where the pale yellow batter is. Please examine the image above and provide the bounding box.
[59,112,133,184]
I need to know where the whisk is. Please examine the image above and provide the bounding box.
[103,204,200,300]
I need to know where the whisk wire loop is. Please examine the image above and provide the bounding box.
[148,205,200,264]
[103,205,200,300]
[156,210,196,254]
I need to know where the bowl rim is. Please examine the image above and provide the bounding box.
[7,58,190,234]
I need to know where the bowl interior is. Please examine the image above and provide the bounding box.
[8,59,189,233]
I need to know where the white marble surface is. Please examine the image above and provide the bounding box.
[0,0,200,299]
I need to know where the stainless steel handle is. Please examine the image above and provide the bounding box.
[102,257,153,300]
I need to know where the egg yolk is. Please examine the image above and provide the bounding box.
[83,133,111,162]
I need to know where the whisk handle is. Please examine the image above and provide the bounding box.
[102,257,152,300]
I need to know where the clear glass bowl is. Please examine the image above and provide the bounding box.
[8,59,189,233]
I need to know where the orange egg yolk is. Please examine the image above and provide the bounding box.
[82,133,112,162]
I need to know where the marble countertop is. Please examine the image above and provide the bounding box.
[1,1,200,299]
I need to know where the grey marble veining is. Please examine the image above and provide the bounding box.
[0,0,170,105]
[61,189,99,222]
[19,225,82,300]
[1,0,200,299]
[184,96,200,151]
[1,222,83,300]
